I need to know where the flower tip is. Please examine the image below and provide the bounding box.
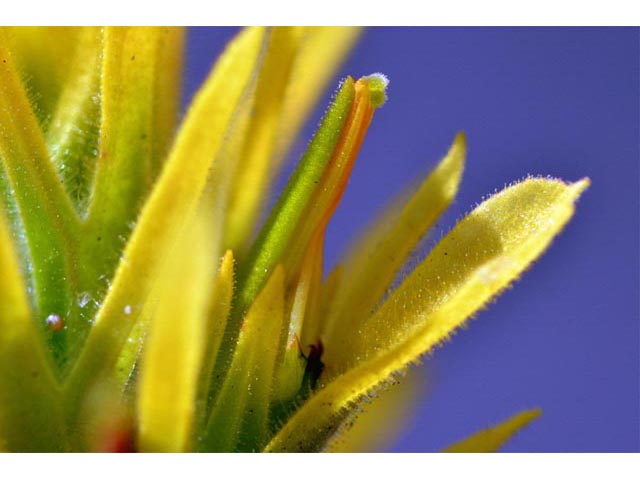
[569,177,591,198]
[364,72,389,108]
[454,131,467,149]
[527,407,543,420]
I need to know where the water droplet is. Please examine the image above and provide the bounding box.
[77,291,91,308]
[124,305,132,315]
[46,314,64,332]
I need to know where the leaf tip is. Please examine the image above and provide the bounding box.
[454,130,467,150]
[569,177,590,198]
[448,130,467,173]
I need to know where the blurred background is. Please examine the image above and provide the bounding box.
[184,27,639,452]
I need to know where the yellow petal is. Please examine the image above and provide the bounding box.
[0,210,66,451]
[137,209,217,452]
[443,408,541,453]
[266,178,588,452]
[64,27,268,419]
[202,266,286,452]
[323,133,466,349]
[327,177,590,374]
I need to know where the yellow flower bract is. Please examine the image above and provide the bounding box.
[0,26,587,452]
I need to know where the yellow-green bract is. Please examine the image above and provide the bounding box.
[0,26,587,452]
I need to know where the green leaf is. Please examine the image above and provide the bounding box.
[202,266,286,452]
[0,209,67,452]
[63,27,269,425]
[84,27,185,298]
[222,28,362,258]
[46,27,103,213]
[443,408,542,452]
[0,29,81,373]
[223,27,304,256]
[273,27,362,169]
[234,76,355,319]
[4,27,79,124]
[215,74,387,415]
[196,250,235,427]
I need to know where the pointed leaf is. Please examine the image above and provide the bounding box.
[443,408,541,453]
[326,177,590,373]
[213,74,388,409]
[202,266,286,452]
[267,178,587,452]
[323,133,466,348]
[236,74,388,321]
[85,27,184,290]
[0,209,67,452]
[150,27,185,174]
[209,76,354,395]
[0,29,81,371]
[4,27,79,122]
[137,209,217,452]
[273,229,324,403]
[46,27,103,212]
[224,27,361,257]
[280,74,388,278]
[214,75,387,402]
[196,249,235,425]
[233,76,354,318]
[224,27,304,255]
[63,27,268,421]
[273,27,362,166]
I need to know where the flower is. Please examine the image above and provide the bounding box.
[0,26,588,453]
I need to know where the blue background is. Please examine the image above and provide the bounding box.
[184,27,639,452]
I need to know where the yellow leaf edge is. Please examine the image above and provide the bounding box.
[265,177,588,452]
[442,408,542,453]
